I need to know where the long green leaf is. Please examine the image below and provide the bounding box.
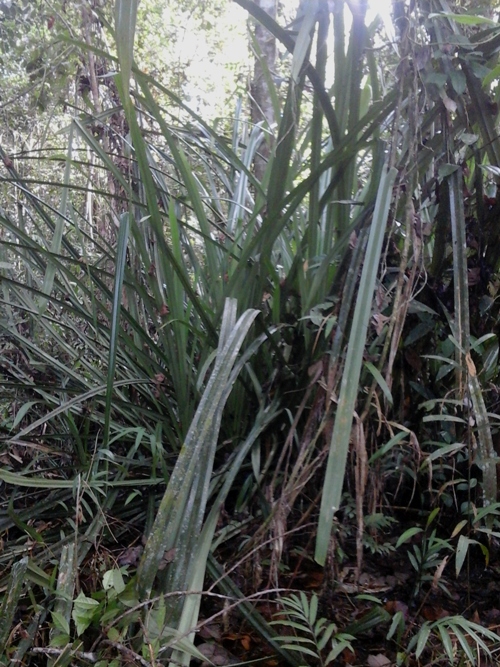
[103,212,130,447]
[315,164,397,565]
[48,544,76,667]
[0,556,29,651]
[136,299,259,600]
[39,124,75,313]
[114,0,139,94]
[449,169,497,509]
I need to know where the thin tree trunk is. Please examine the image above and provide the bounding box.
[250,0,277,182]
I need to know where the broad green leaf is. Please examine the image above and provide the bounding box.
[50,611,70,637]
[103,569,125,594]
[429,11,498,25]
[396,527,423,549]
[326,635,354,663]
[114,0,139,93]
[72,592,99,637]
[455,535,471,577]
[483,63,500,88]
[438,164,459,179]
[280,645,319,658]
[291,2,318,85]
[437,624,454,663]
[423,415,466,424]
[315,164,397,565]
[364,361,393,405]
[369,431,407,463]
[415,623,431,659]
[450,69,466,95]
[137,300,260,600]
[453,625,477,662]
[309,593,318,626]
[423,442,466,463]
[11,402,39,429]
[343,606,390,635]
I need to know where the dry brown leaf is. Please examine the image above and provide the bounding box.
[157,547,176,570]
[198,623,222,641]
[342,647,356,664]
[404,348,422,373]
[197,642,239,666]
[117,545,143,566]
[367,653,391,667]
[384,600,409,619]
[468,267,481,285]
[9,450,23,464]
[372,313,390,336]
[432,555,449,590]
[441,94,457,113]
[422,605,450,621]
[465,351,476,377]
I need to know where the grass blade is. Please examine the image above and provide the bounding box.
[103,212,130,447]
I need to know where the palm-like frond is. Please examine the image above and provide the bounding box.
[2,0,500,663]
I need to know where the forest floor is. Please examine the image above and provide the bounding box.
[178,519,500,667]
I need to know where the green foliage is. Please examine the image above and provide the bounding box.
[2,0,500,665]
[0,557,29,654]
[315,163,397,565]
[406,616,500,666]
[271,592,355,666]
[135,0,246,122]
[0,1,82,128]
